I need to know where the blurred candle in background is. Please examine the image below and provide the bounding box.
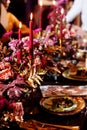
[52,0,57,28]
[59,8,64,50]
[39,0,43,28]
[18,22,22,40]
[85,53,87,69]
[18,22,22,63]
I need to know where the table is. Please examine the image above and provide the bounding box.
[1,72,87,130]
[20,74,87,130]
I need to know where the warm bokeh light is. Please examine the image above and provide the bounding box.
[39,0,43,6]
[61,8,64,15]
[52,0,56,6]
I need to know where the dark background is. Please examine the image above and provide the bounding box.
[8,0,38,27]
[7,0,55,29]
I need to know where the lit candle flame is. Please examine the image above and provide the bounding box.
[30,13,33,21]
[19,22,22,29]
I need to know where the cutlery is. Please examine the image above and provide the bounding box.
[20,119,80,130]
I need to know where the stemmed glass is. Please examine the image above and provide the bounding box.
[77,34,87,69]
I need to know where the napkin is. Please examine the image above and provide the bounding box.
[40,85,87,97]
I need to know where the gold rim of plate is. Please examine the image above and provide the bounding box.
[62,69,87,81]
[40,96,85,116]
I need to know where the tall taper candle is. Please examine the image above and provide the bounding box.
[60,8,64,48]
[29,12,33,60]
[60,8,64,41]
[85,53,87,69]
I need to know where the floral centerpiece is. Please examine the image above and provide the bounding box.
[0,5,79,128]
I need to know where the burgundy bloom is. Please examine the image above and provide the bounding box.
[0,96,9,111]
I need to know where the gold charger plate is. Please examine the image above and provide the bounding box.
[40,96,85,116]
[62,69,87,81]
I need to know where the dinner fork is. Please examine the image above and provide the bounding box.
[20,119,80,130]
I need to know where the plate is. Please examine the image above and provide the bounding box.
[62,69,87,81]
[40,96,85,116]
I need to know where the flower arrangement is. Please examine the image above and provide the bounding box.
[0,5,78,128]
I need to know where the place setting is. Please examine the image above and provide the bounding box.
[62,34,87,82]
[1,0,87,130]
[62,66,87,81]
[39,96,85,116]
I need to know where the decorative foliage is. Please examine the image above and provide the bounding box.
[0,5,79,126]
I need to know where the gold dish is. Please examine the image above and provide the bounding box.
[62,69,87,81]
[40,96,85,116]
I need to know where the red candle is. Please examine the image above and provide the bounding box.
[39,0,43,28]
[17,50,21,64]
[29,13,33,59]
[18,22,22,40]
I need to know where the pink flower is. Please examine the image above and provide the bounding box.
[34,28,42,34]
[3,31,13,37]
